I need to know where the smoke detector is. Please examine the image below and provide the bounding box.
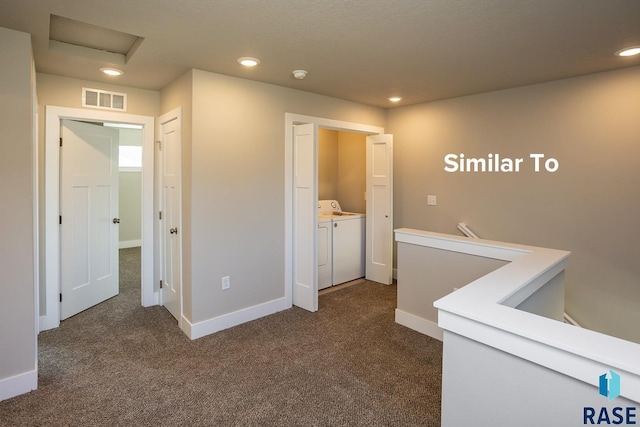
[292,70,307,80]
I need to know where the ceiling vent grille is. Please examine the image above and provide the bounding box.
[82,87,127,112]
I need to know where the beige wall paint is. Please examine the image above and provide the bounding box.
[0,27,36,387]
[397,243,507,326]
[318,128,339,200]
[36,73,160,116]
[35,73,160,314]
[337,131,366,214]
[388,65,640,343]
[186,69,385,323]
[318,130,366,213]
[119,171,142,243]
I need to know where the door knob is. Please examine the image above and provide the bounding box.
[169,227,178,234]
[113,218,120,224]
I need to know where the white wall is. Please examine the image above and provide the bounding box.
[388,66,640,343]
[0,27,37,399]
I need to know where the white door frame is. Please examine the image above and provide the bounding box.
[284,113,384,308]
[42,106,156,331]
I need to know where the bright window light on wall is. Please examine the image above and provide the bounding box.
[119,145,143,170]
[104,122,143,129]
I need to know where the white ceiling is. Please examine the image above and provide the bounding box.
[1,0,639,108]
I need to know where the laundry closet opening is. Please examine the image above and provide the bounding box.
[317,129,367,291]
[288,113,392,313]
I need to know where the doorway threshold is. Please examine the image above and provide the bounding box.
[318,278,366,295]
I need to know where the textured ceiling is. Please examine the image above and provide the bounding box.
[1,0,639,108]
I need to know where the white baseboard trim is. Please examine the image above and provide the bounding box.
[0,369,37,402]
[182,297,288,340]
[395,309,443,341]
[119,240,141,249]
[39,314,59,332]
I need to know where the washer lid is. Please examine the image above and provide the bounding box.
[331,211,365,221]
[318,213,332,223]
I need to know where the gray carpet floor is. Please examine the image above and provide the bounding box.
[1,248,442,426]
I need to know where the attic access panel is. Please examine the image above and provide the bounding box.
[49,14,144,63]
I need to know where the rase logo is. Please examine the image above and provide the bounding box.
[583,370,637,425]
[600,370,621,401]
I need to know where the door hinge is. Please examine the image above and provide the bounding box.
[159,280,163,289]
[59,137,63,147]
[59,215,62,225]
[159,211,162,220]
[156,140,161,150]
[59,293,62,302]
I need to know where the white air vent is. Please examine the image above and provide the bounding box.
[82,87,127,112]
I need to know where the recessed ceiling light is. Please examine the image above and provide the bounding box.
[616,47,640,57]
[388,96,403,103]
[238,57,260,67]
[100,67,124,76]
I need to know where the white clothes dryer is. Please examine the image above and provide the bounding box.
[318,200,366,286]
[331,212,365,285]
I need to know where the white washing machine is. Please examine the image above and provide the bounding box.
[318,200,365,286]
[317,213,332,290]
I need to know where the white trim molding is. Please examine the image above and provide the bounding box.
[395,309,443,341]
[182,297,288,340]
[0,369,37,402]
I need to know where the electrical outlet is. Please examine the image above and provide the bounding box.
[222,276,230,290]
[427,195,437,206]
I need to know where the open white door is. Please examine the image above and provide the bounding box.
[292,123,318,312]
[366,134,393,284]
[158,113,182,323]
[60,120,119,319]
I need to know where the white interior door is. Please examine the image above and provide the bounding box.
[292,123,318,312]
[159,115,182,323]
[60,119,119,319]
[366,134,393,284]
